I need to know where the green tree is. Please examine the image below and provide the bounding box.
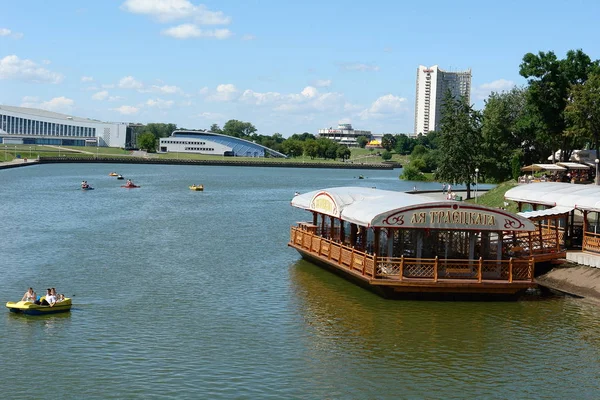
[222,119,257,138]
[394,134,415,155]
[519,49,599,161]
[210,123,222,133]
[567,73,600,159]
[304,139,319,159]
[481,87,533,182]
[137,132,157,152]
[356,135,369,148]
[281,139,304,158]
[140,123,177,139]
[381,150,392,161]
[400,164,427,181]
[381,134,396,151]
[337,146,351,161]
[436,91,483,199]
[289,132,315,141]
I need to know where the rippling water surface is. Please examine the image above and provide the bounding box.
[1,164,599,399]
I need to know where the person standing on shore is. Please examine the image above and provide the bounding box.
[442,183,447,193]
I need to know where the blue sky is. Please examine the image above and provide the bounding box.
[1,0,599,137]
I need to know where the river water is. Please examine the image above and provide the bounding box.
[1,164,599,399]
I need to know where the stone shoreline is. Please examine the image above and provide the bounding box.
[536,264,600,301]
[29,156,400,170]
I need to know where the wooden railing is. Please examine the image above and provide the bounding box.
[583,231,600,254]
[291,226,534,283]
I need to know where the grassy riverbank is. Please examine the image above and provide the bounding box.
[465,180,519,212]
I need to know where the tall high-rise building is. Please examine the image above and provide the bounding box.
[414,65,471,135]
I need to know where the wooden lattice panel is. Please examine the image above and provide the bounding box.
[441,261,476,279]
[481,262,505,279]
[512,262,532,280]
[403,262,434,278]
[377,261,401,276]
[584,235,600,253]
[302,234,311,249]
[320,241,330,257]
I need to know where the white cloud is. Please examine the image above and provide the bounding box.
[108,96,124,102]
[150,84,182,94]
[313,79,331,88]
[102,83,116,89]
[113,105,139,115]
[21,96,75,113]
[241,86,346,114]
[121,0,231,24]
[198,86,209,95]
[41,59,51,65]
[146,97,174,109]
[0,55,63,84]
[161,24,232,39]
[241,34,256,41]
[118,75,144,90]
[338,118,352,124]
[81,76,94,82]
[473,79,515,100]
[92,90,109,101]
[195,111,224,119]
[207,83,239,101]
[0,28,23,39]
[359,94,407,120]
[339,63,380,72]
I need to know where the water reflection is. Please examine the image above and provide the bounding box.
[289,259,600,398]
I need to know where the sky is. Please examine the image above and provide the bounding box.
[1,0,599,137]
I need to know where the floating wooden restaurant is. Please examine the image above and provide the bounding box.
[288,187,566,299]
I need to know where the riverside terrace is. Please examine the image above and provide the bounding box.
[288,187,567,299]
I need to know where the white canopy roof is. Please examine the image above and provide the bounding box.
[505,182,600,212]
[518,206,574,219]
[556,162,590,169]
[292,187,535,231]
[521,163,566,172]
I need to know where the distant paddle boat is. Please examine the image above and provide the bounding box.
[6,297,72,315]
[109,172,119,176]
[189,184,204,191]
[116,175,124,180]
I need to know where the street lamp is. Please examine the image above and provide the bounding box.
[475,168,479,202]
[29,146,32,159]
[4,145,6,161]
[595,159,599,185]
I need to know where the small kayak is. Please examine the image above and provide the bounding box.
[116,175,124,180]
[81,186,94,190]
[121,185,140,188]
[109,172,119,176]
[6,298,72,315]
[189,185,204,191]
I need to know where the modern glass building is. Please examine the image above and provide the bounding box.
[159,130,286,157]
[0,105,130,147]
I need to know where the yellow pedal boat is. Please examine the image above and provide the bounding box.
[109,172,119,176]
[189,185,204,191]
[6,298,72,315]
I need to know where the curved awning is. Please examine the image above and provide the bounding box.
[521,164,566,172]
[518,206,574,220]
[292,187,535,232]
[505,182,600,212]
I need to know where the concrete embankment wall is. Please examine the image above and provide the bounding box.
[36,157,399,170]
[536,265,600,300]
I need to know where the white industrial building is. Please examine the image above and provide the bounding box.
[414,65,471,135]
[0,105,130,148]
